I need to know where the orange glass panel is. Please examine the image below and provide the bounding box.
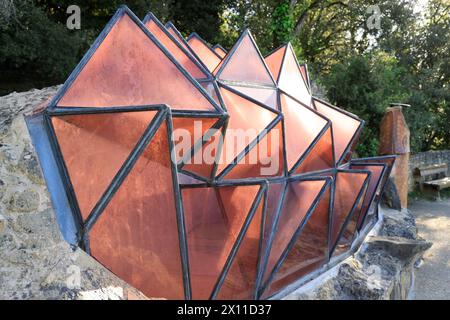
[350,164,385,229]
[277,45,311,107]
[216,196,264,299]
[182,126,223,179]
[262,179,327,284]
[90,120,185,299]
[299,64,309,88]
[228,85,278,110]
[280,93,328,171]
[293,126,334,174]
[331,171,369,251]
[144,18,208,79]
[200,81,221,106]
[57,14,216,112]
[187,35,221,72]
[333,184,367,257]
[216,86,278,176]
[172,117,218,164]
[214,46,227,59]
[182,184,260,299]
[314,98,362,164]
[224,121,284,179]
[261,181,286,261]
[265,45,286,82]
[263,183,330,297]
[52,110,157,220]
[215,32,275,86]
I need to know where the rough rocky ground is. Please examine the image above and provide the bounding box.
[0,87,147,299]
[0,86,432,300]
[410,199,450,300]
[284,207,431,300]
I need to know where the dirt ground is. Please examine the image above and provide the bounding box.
[410,199,450,300]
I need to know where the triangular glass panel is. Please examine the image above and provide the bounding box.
[293,126,334,175]
[278,44,311,107]
[264,45,286,83]
[89,118,185,299]
[181,184,261,299]
[330,171,369,254]
[313,98,363,165]
[215,193,265,299]
[350,163,386,230]
[143,13,209,80]
[262,181,331,298]
[214,31,275,87]
[51,110,158,220]
[215,86,278,177]
[228,84,278,110]
[54,10,218,113]
[213,44,227,58]
[261,179,327,285]
[223,120,284,179]
[280,93,329,171]
[187,33,222,72]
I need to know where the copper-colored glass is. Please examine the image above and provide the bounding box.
[216,86,278,176]
[144,18,208,79]
[52,111,157,220]
[263,182,330,297]
[350,164,385,229]
[187,35,221,72]
[331,171,369,251]
[182,126,223,179]
[214,33,275,86]
[37,7,394,301]
[264,45,286,82]
[172,117,218,164]
[277,46,311,107]
[57,14,216,112]
[214,46,227,59]
[294,126,334,174]
[228,85,278,110]
[314,98,362,164]
[224,121,284,179]
[181,184,261,299]
[280,93,328,171]
[89,120,185,300]
[216,196,264,299]
[262,179,327,284]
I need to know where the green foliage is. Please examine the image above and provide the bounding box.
[321,53,410,157]
[270,2,294,47]
[0,0,84,86]
[0,0,448,155]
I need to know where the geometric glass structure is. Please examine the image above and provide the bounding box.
[26,6,395,300]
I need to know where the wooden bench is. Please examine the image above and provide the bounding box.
[414,163,450,200]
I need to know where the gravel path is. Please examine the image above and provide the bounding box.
[410,199,450,300]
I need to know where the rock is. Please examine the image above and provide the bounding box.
[5,190,40,212]
[382,177,402,210]
[0,214,6,233]
[17,146,45,185]
[365,236,432,266]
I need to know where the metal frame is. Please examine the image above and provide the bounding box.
[212,44,228,56]
[312,96,365,166]
[214,29,277,88]
[187,32,224,61]
[44,104,192,299]
[257,176,333,297]
[26,5,398,301]
[179,179,268,299]
[142,12,212,81]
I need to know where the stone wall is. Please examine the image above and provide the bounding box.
[408,150,450,191]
